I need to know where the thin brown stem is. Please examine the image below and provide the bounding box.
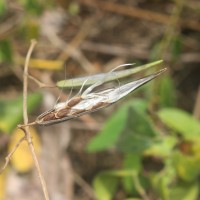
[0,136,26,174]
[22,39,50,200]
[28,74,56,88]
[18,121,37,128]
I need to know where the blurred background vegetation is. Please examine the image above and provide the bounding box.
[0,0,200,200]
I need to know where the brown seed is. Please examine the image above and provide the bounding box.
[91,102,104,110]
[67,96,82,107]
[42,112,56,121]
[70,109,85,115]
[56,108,70,118]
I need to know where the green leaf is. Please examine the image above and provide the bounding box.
[0,93,42,134]
[123,154,142,172]
[93,172,120,200]
[86,99,150,152]
[117,100,157,153]
[93,169,140,200]
[144,136,177,158]
[152,165,199,200]
[115,170,147,199]
[158,76,176,108]
[158,108,200,141]
[86,103,129,152]
[169,182,199,200]
[122,154,142,195]
[150,162,176,200]
[127,99,157,137]
[172,151,200,182]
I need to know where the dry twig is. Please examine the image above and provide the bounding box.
[0,39,50,200]
[0,136,26,174]
[28,74,56,88]
[18,39,50,200]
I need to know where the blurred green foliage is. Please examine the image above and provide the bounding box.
[19,0,45,15]
[158,76,177,108]
[0,0,6,16]
[0,40,13,63]
[171,35,182,60]
[86,75,200,200]
[0,93,42,134]
[0,0,53,62]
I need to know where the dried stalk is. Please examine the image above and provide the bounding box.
[19,39,50,200]
[0,136,26,174]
